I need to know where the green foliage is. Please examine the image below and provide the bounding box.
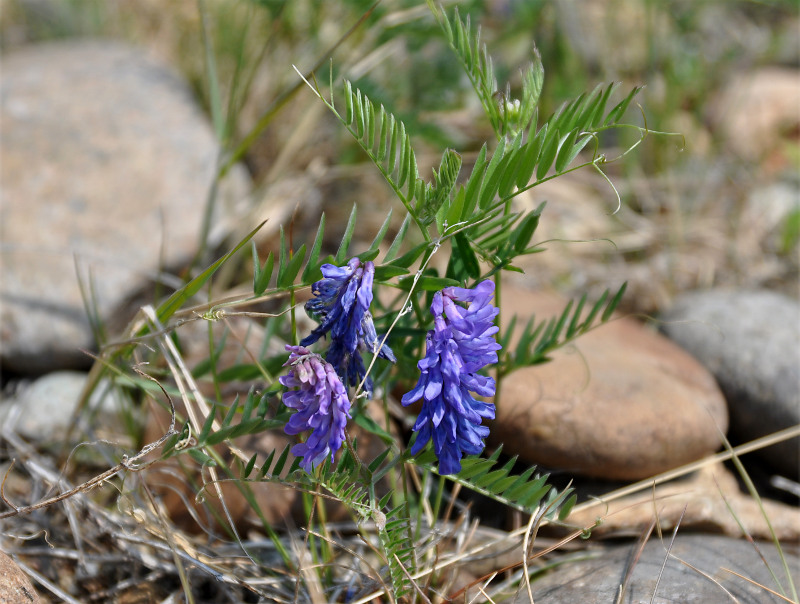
[428,1,503,135]
[252,244,274,295]
[499,283,628,374]
[73,2,658,600]
[161,390,288,459]
[296,72,433,238]
[427,0,544,139]
[412,445,574,519]
[377,501,417,599]
[161,6,645,588]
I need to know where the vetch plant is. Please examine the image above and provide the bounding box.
[104,2,660,600]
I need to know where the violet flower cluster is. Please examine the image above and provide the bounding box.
[402,281,501,475]
[280,255,500,475]
[301,258,395,394]
[281,258,394,471]
[280,345,352,472]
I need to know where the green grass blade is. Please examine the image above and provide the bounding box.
[302,213,326,283]
[153,220,266,327]
[335,203,358,264]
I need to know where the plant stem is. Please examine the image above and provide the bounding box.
[290,288,298,346]
[493,270,504,410]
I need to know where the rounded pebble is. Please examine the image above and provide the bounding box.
[661,289,800,477]
[492,288,728,480]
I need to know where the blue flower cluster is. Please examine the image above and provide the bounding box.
[301,258,395,394]
[280,255,500,475]
[402,281,501,475]
[280,345,352,472]
[281,258,395,471]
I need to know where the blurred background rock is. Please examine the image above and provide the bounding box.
[3,0,797,316]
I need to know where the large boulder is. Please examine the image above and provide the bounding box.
[0,40,250,372]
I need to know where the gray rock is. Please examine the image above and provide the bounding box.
[506,534,799,603]
[0,40,250,372]
[661,289,800,477]
[0,371,120,442]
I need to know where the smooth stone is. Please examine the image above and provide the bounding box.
[0,551,39,603]
[712,67,800,164]
[492,288,728,480]
[565,461,800,542]
[0,371,120,442]
[506,534,799,603]
[0,40,250,372]
[660,289,800,477]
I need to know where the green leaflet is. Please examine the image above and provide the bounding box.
[450,231,480,280]
[500,282,628,373]
[425,148,462,231]
[377,501,416,598]
[368,208,393,254]
[428,2,502,137]
[334,203,358,264]
[411,445,574,519]
[396,275,460,292]
[510,202,546,254]
[383,212,411,262]
[145,220,265,333]
[277,243,306,288]
[352,412,395,445]
[301,213,326,283]
[252,245,274,296]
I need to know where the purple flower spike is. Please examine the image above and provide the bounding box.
[301,258,395,394]
[402,281,501,475]
[280,345,352,472]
